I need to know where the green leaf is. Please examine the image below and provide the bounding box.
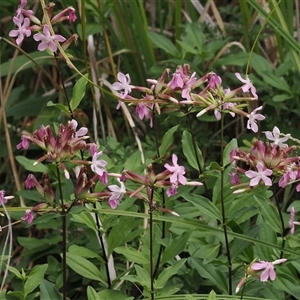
[6,291,25,298]
[1,51,55,77]
[251,53,273,74]
[182,131,204,171]
[71,211,97,231]
[287,235,300,248]
[207,290,217,300]
[206,161,223,171]
[183,194,222,221]
[148,32,179,57]
[185,23,205,52]
[15,156,49,173]
[66,253,107,285]
[260,71,291,93]
[155,259,187,289]
[39,279,62,300]
[223,138,238,167]
[124,151,144,173]
[97,289,134,300]
[274,272,300,299]
[8,266,22,279]
[24,264,48,296]
[87,286,99,300]
[114,246,150,264]
[272,94,293,102]
[68,245,103,261]
[254,195,281,233]
[161,232,191,265]
[189,257,228,294]
[159,125,180,158]
[70,75,88,111]
[46,101,70,113]
[122,266,151,291]
[134,265,151,289]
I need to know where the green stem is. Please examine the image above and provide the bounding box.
[149,189,155,300]
[152,114,165,278]
[220,114,232,294]
[54,56,73,119]
[274,191,286,258]
[153,192,165,278]
[93,203,112,288]
[56,166,67,300]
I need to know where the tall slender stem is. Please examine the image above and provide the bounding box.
[153,115,165,278]
[274,191,286,258]
[153,192,165,278]
[56,167,67,300]
[149,188,155,300]
[93,203,112,288]
[220,114,232,294]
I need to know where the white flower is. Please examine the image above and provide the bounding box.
[264,126,290,148]
[247,106,265,133]
[111,72,132,98]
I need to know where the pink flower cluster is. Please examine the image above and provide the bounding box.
[230,126,299,193]
[9,0,77,53]
[111,64,264,133]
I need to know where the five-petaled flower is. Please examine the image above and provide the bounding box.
[108,179,126,209]
[247,106,265,133]
[235,72,258,99]
[33,24,66,52]
[111,72,132,98]
[245,162,272,187]
[265,126,290,148]
[9,15,31,45]
[251,259,287,282]
[164,154,187,185]
[91,151,107,177]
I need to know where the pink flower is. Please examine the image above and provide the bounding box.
[245,162,272,186]
[265,126,290,148]
[251,259,287,282]
[229,171,240,185]
[33,25,66,52]
[235,72,258,99]
[25,174,35,189]
[208,73,222,89]
[247,106,265,133]
[182,72,197,100]
[21,209,34,224]
[111,72,132,98]
[89,143,98,156]
[164,154,187,185]
[108,179,126,209]
[166,183,178,197]
[136,103,153,127]
[16,135,30,150]
[68,7,77,22]
[70,119,88,138]
[91,151,107,176]
[0,190,14,205]
[16,0,33,18]
[9,15,31,45]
